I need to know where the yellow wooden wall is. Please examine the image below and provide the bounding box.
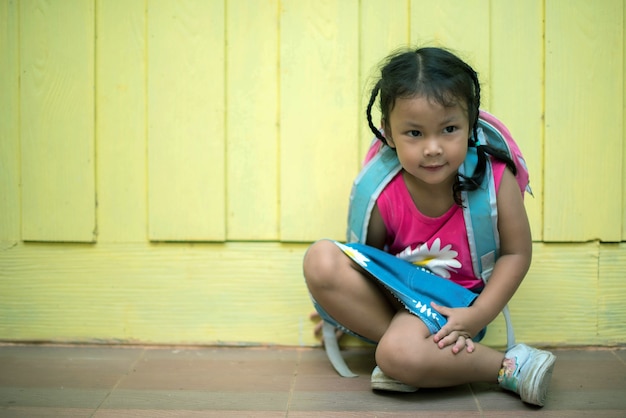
[1,0,625,348]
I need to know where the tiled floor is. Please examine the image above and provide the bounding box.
[0,344,624,417]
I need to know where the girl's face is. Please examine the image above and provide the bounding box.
[384,95,469,190]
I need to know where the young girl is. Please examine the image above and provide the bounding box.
[303,47,555,406]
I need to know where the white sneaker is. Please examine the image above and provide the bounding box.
[371,366,418,393]
[498,344,556,406]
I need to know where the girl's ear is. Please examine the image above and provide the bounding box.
[381,120,396,148]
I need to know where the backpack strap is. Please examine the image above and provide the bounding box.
[460,128,516,350]
[459,128,499,282]
[322,321,358,378]
[347,144,401,243]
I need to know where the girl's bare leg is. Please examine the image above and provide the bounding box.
[305,240,504,387]
[376,311,504,387]
[303,239,395,342]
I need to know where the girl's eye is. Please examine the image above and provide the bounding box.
[444,126,457,134]
[408,130,421,137]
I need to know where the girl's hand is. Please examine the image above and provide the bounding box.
[309,311,343,342]
[430,302,482,354]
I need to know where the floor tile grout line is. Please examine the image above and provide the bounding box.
[609,348,626,367]
[89,348,147,417]
[284,348,302,417]
[468,383,485,417]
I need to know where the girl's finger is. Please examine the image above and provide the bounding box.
[431,303,450,343]
[451,335,466,354]
[313,321,323,338]
[433,326,449,344]
[430,301,449,315]
[436,329,459,348]
[466,338,475,353]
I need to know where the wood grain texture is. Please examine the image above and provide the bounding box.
[96,0,147,243]
[504,242,600,346]
[544,0,623,241]
[279,0,360,241]
[0,242,314,346]
[0,242,623,347]
[622,0,626,241]
[409,0,491,108]
[147,0,226,241]
[19,0,96,242]
[490,0,544,241]
[598,243,626,344]
[226,0,280,241]
[0,0,20,244]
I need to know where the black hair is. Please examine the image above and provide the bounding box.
[366,47,516,205]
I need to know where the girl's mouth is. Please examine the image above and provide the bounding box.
[422,164,444,172]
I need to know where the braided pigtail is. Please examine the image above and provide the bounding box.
[456,63,517,195]
[366,80,387,144]
[460,65,516,190]
[477,143,517,175]
[453,63,483,202]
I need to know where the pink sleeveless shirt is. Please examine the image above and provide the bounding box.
[376,160,507,290]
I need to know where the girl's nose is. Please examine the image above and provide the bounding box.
[424,138,442,156]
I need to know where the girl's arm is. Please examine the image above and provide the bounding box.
[365,204,388,250]
[433,168,532,351]
[471,167,532,325]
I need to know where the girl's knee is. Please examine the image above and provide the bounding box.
[376,333,412,371]
[303,240,344,291]
[375,318,430,382]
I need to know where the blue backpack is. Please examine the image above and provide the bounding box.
[322,110,531,377]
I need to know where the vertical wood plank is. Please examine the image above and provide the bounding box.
[20,0,96,242]
[490,0,544,240]
[0,0,20,245]
[226,0,279,241]
[359,0,410,160]
[96,0,147,242]
[544,0,623,241]
[623,0,626,241]
[279,0,360,241]
[147,0,226,241]
[409,0,491,109]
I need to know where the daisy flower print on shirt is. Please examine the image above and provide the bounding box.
[396,238,461,278]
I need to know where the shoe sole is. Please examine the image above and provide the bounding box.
[371,379,418,393]
[520,350,556,406]
[371,382,419,392]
